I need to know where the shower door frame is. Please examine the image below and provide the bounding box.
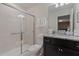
[2,3,36,54]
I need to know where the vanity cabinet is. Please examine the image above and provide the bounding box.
[44,43,59,56]
[43,36,79,56]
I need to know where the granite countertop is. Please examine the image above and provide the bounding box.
[44,33,79,42]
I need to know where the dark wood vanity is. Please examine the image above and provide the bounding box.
[43,36,79,56]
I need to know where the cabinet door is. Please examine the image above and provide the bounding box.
[44,44,59,56]
[62,48,79,56]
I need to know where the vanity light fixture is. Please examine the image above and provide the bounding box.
[54,3,69,8]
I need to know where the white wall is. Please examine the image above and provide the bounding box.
[48,4,74,33]
[73,4,79,36]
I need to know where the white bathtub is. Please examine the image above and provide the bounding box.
[1,44,42,56]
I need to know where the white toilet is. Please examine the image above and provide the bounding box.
[22,34,43,56]
[22,44,42,56]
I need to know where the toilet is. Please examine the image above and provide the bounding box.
[22,44,42,56]
[22,34,43,56]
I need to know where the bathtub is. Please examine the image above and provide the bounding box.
[1,44,42,56]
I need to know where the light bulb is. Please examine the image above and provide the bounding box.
[60,3,64,6]
[55,4,59,8]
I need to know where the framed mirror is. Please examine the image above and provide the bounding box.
[58,15,70,32]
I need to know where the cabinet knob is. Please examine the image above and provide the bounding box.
[61,49,63,52]
[58,48,63,52]
[58,48,61,51]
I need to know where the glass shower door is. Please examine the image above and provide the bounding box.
[21,14,34,54]
[0,4,21,55]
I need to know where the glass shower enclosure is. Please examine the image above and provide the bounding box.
[0,3,35,55]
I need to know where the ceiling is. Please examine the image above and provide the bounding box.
[14,3,53,10]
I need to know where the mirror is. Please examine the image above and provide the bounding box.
[58,15,70,32]
[48,3,74,35]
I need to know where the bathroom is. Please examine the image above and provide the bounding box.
[0,2,79,57]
